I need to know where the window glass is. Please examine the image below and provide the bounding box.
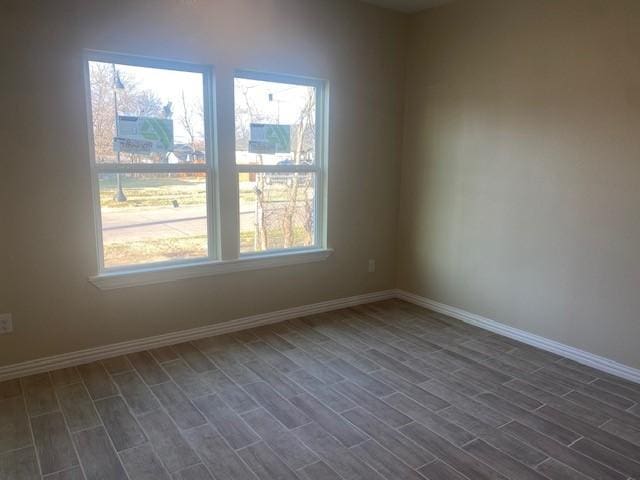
[235,74,322,255]
[235,78,316,166]
[87,56,213,271]
[88,61,206,165]
[99,173,208,268]
[239,172,316,253]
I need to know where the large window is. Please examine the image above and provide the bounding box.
[86,53,215,271]
[86,52,328,285]
[235,72,325,255]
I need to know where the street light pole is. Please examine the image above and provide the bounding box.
[112,63,127,202]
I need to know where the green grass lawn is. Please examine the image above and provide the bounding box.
[104,235,208,268]
[100,175,314,265]
[100,176,207,209]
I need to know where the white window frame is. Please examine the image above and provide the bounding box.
[84,54,332,289]
[83,50,220,275]
[235,70,328,257]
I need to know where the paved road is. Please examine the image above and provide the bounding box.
[102,205,255,243]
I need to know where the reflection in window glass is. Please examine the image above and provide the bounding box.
[99,173,208,268]
[235,78,316,166]
[88,61,206,165]
[239,173,316,253]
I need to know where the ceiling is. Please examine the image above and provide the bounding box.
[360,0,454,12]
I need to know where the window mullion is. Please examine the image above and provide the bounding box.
[216,66,241,261]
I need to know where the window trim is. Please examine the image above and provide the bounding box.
[89,248,333,290]
[234,70,328,255]
[83,50,220,274]
[83,52,332,289]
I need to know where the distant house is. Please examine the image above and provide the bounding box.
[166,144,206,164]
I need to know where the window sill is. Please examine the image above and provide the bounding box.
[89,248,333,290]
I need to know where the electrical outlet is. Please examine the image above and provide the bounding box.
[368,259,376,273]
[0,314,13,334]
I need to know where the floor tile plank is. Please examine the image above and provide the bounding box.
[400,422,506,480]
[237,441,299,480]
[0,447,40,480]
[127,351,170,386]
[0,396,33,453]
[138,409,200,473]
[501,421,626,480]
[299,461,341,480]
[94,396,147,451]
[111,371,160,416]
[462,439,547,480]
[120,443,171,480]
[342,407,434,468]
[244,381,310,429]
[193,393,260,449]
[101,356,133,375]
[172,464,214,480]
[151,381,207,430]
[49,368,81,388]
[173,342,215,373]
[385,393,474,446]
[327,358,391,396]
[290,393,366,447]
[22,373,58,417]
[77,362,118,400]
[350,439,427,480]
[74,426,127,480]
[149,346,180,363]
[31,412,79,474]
[57,382,101,432]
[183,424,257,480]
[294,423,385,480]
[244,360,304,399]
[242,408,318,470]
[287,369,356,413]
[163,360,213,398]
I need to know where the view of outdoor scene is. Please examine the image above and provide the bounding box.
[235,77,318,253]
[90,61,209,268]
[89,61,318,269]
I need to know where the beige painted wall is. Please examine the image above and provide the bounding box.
[398,0,640,369]
[0,0,406,366]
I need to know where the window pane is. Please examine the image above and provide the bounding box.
[235,77,316,165]
[89,61,206,165]
[99,173,208,268]
[239,172,316,254]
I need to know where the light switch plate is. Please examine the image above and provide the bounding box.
[0,314,13,334]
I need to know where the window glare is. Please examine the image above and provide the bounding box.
[235,77,316,166]
[87,56,212,271]
[88,61,206,165]
[234,74,322,255]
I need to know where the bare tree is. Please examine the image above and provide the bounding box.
[282,89,315,247]
[235,84,316,251]
[179,89,196,148]
[89,62,163,163]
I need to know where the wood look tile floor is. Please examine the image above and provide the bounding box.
[1,300,640,479]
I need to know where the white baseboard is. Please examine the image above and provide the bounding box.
[0,289,396,381]
[396,289,640,384]
[3,287,638,385]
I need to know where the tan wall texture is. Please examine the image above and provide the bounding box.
[0,0,406,366]
[4,0,640,372]
[398,0,640,369]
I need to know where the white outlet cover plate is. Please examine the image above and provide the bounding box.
[0,313,12,334]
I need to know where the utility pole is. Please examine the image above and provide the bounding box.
[112,63,127,202]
